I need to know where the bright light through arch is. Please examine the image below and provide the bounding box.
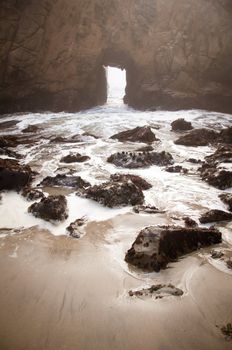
[106,66,126,104]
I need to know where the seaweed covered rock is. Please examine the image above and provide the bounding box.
[107,151,173,168]
[219,193,232,211]
[28,195,68,222]
[171,118,193,132]
[174,128,218,146]
[39,174,90,188]
[110,126,158,143]
[77,180,144,208]
[0,158,32,190]
[125,225,221,272]
[199,209,232,223]
[60,153,90,163]
[110,173,152,190]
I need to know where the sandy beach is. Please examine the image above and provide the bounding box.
[0,219,231,350]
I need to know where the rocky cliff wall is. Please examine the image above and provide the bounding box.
[0,0,232,113]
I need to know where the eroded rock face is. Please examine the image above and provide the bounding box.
[110,126,158,143]
[107,151,173,168]
[1,1,232,113]
[28,195,68,222]
[199,209,232,223]
[0,158,32,190]
[174,129,218,146]
[171,119,193,132]
[39,174,90,188]
[125,225,221,272]
[77,180,144,208]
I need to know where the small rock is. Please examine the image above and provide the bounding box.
[199,209,232,223]
[128,284,183,298]
[136,145,154,152]
[60,153,90,163]
[39,174,90,188]
[110,173,152,190]
[165,165,188,174]
[187,158,202,164]
[210,250,224,259]
[21,187,45,201]
[28,195,68,222]
[174,128,218,146]
[221,323,232,341]
[66,217,87,238]
[219,193,232,212]
[226,260,232,270]
[0,158,32,190]
[0,120,19,130]
[110,126,159,143]
[171,118,193,132]
[218,127,232,144]
[199,165,232,190]
[77,180,144,208]
[22,125,41,133]
[107,151,173,169]
[184,217,198,227]
[133,205,164,214]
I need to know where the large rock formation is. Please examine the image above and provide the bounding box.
[1,0,232,113]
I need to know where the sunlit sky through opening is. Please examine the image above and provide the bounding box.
[106,66,126,103]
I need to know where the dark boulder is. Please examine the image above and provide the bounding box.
[125,225,221,272]
[0,158,32,190]
[107,151,173,169]
[205,145,232,164]
[39,174,90,188]
[199,165,232,190]
[174,128,218,146]
[110,126,159,143]
[199,209,232,223]
[28,195,68,222]
[60,153,90,163]
[21,187,45,201]
[171,118,193,132]
[110,173,152,190]
[0,134,37,148]
[77,180,144,208]
[66,217,87,238]
[187,158,202,164]
[219,193,232,211]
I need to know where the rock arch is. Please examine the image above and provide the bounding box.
[0,0,232,114]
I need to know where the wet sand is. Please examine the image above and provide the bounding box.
[0,221,231,350]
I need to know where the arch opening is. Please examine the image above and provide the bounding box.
[105,66,126,104]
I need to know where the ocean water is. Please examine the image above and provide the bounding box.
[0,94,231,243]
